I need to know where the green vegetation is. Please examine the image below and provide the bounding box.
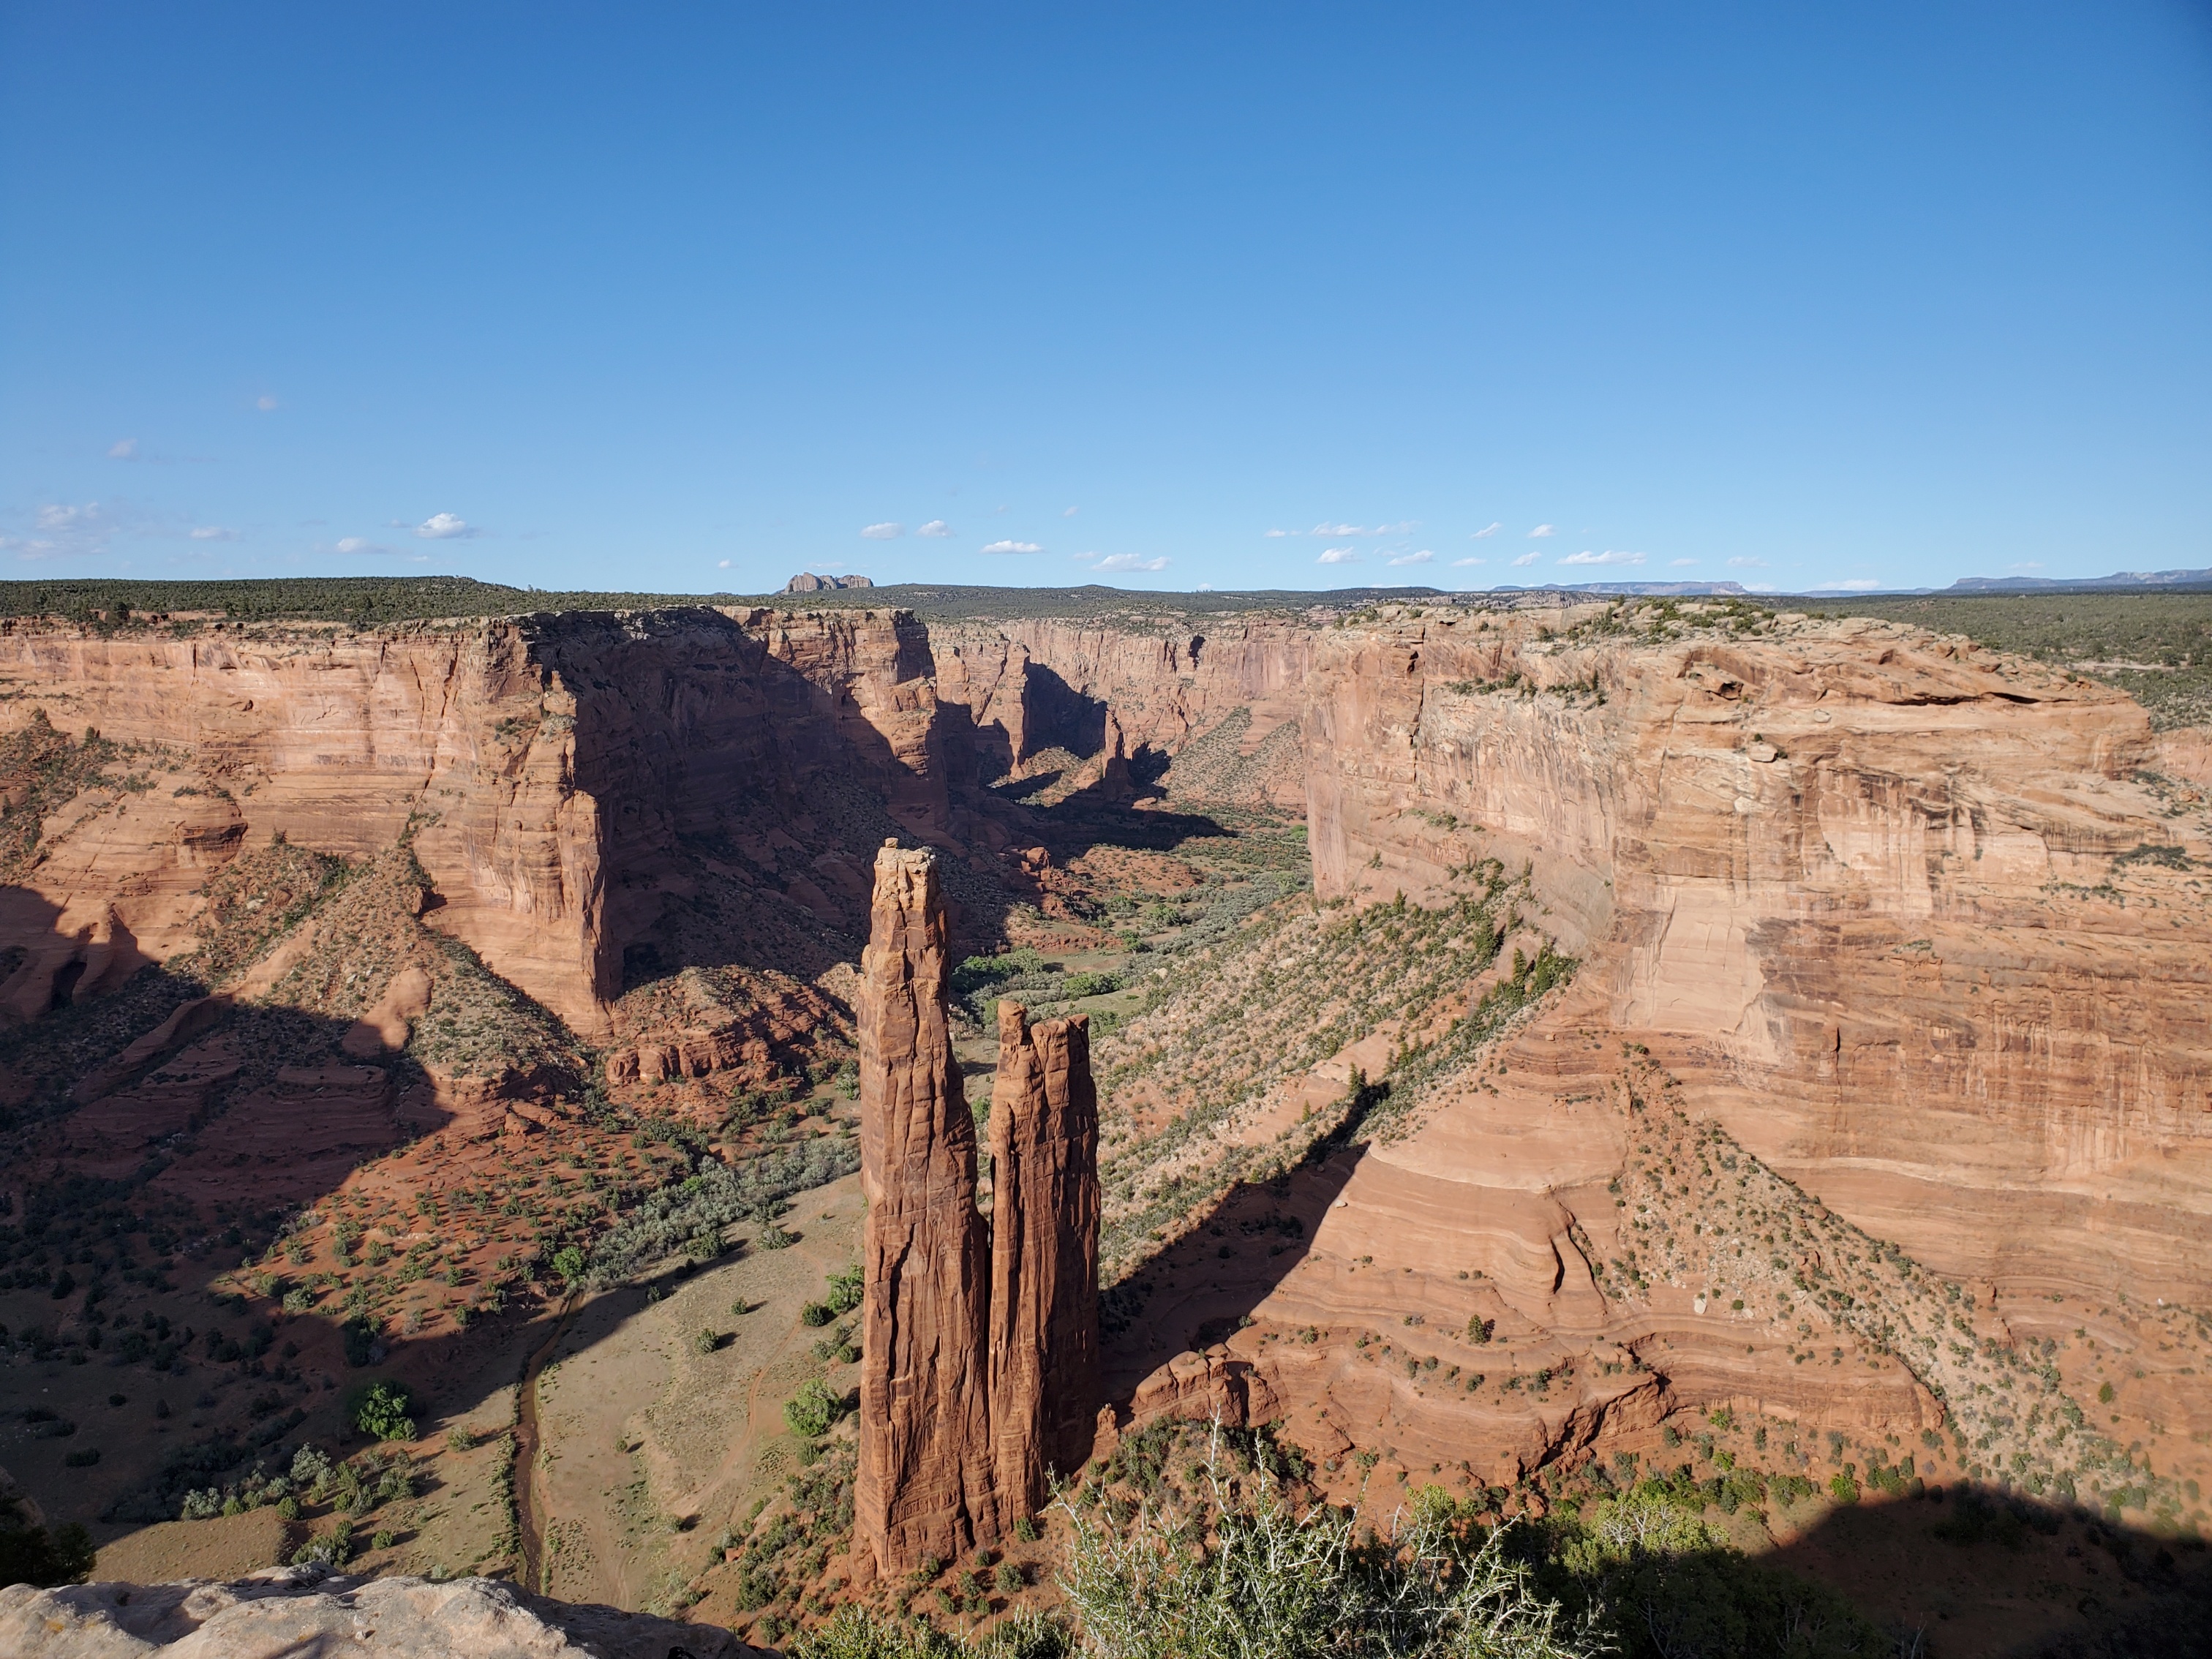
[0,1481,95,1588]
[347,1380,418,1442]
[0,575,1453,628]
[783,1379,849,1440]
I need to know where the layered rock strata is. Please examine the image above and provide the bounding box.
[854,842,998,1570]
[854,844,1102,1573]
[988,1000,1102,1516]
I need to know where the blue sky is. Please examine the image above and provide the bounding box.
[3,3,2208,596]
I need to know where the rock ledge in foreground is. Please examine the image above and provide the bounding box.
[0,1565,761,1658]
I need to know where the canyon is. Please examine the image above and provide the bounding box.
[1,587,2209,1650]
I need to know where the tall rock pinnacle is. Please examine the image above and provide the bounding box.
[854,843,1104,1574]
[987,1001,1102,1518]
[854,842,998,1572]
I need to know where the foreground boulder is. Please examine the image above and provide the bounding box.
[0,1567,755,1658]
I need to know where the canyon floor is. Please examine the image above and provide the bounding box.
[1,582,2209,1656]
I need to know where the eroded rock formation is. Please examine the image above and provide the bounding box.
[855,845,1102,1572]
[988,1000,1102,1517]
[854,842,998,1570]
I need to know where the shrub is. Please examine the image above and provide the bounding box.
[347,1380,417,1442]
[693,1328,720,1355]
[1058,1467,1587,1659]
[783,1379,846,1440]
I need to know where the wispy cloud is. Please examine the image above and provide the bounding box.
[1726,556,1767,568]
[1063,506,1078,517]
[255,394,278,412]
[414,513,478,540]
[981,540,1043,555]
[1452,556,1486,568]
[188,525,237,541]
[1092,552,1168,573]
[916,519,953,538]
[10,501,112,559]
[1317,548,1361,565]
[1310,520,1418,538]
[108,438,138,460]
[336,537,376,554]
[1669,557,1698,568]
[1818,579,1881,591]
[1470,522,1500,539]
[1264,528,1291,538]
[1386,550,1434,566]
[1559,549,1644,567]
[718,558,732,568]
[1511,551,1542,567]
[861,522,903,540]
[1527,524,1556,538]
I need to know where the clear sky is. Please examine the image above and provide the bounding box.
[3,3,2208,596]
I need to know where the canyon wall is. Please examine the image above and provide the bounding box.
[1300,608,2212,1313]
[0,607,956,1039]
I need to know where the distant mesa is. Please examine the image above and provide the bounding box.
[783,571,875,592]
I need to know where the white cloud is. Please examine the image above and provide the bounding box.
[1559,549,1645,567]
[1387,550,1434,566]
[1063,506,1078,517]
[1452,556,1486,568]
[255,394,278,411]
[1669,557,1698,567]
[981,540,1043,554]
[1527,524,1556,538]
[1317,548,1361,565]
[718,558,733,568]
[1195,582,1216,592]
[37,503,97,531]
[1470,522,1500,539]
[2008,561,2044,571]
[1726,556,1768,568]
[861,522,903,540]
[1313,522,1363,537]
[1094,553,1168,572]
[916,519,953,538]
[1511,551,1542,567]
[108,438,137,460]
[188,525,236,541]
[336,537,373,554]
[1264,528,1291,538]
[1816,579,1881,591]
[414,512,477,540]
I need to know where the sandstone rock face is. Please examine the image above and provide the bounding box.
[854,843,998,1571]
[987,1001,1102,1516]
[854,851,1104,1571]
[1300,609,2212,1311]
[0,607,955,1038]
[0,1566,754,1658]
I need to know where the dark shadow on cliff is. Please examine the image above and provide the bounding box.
[1096,1142,1368,1404]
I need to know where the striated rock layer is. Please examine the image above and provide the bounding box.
[987,1000,1102,1518]
[854,847,1102,1573]
[854,842,998,1571]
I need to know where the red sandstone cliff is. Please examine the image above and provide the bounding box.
[986,1000,1102,1517]
[1299,607,2212,1315]
[854,843,998,1571]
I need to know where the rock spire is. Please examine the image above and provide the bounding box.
[854,841,1102,1576]
[988,1001,1102,1518]
[854,842,998,1571]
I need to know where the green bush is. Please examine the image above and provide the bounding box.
[347,1380,417,1442]
[783,1379,847,1440]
